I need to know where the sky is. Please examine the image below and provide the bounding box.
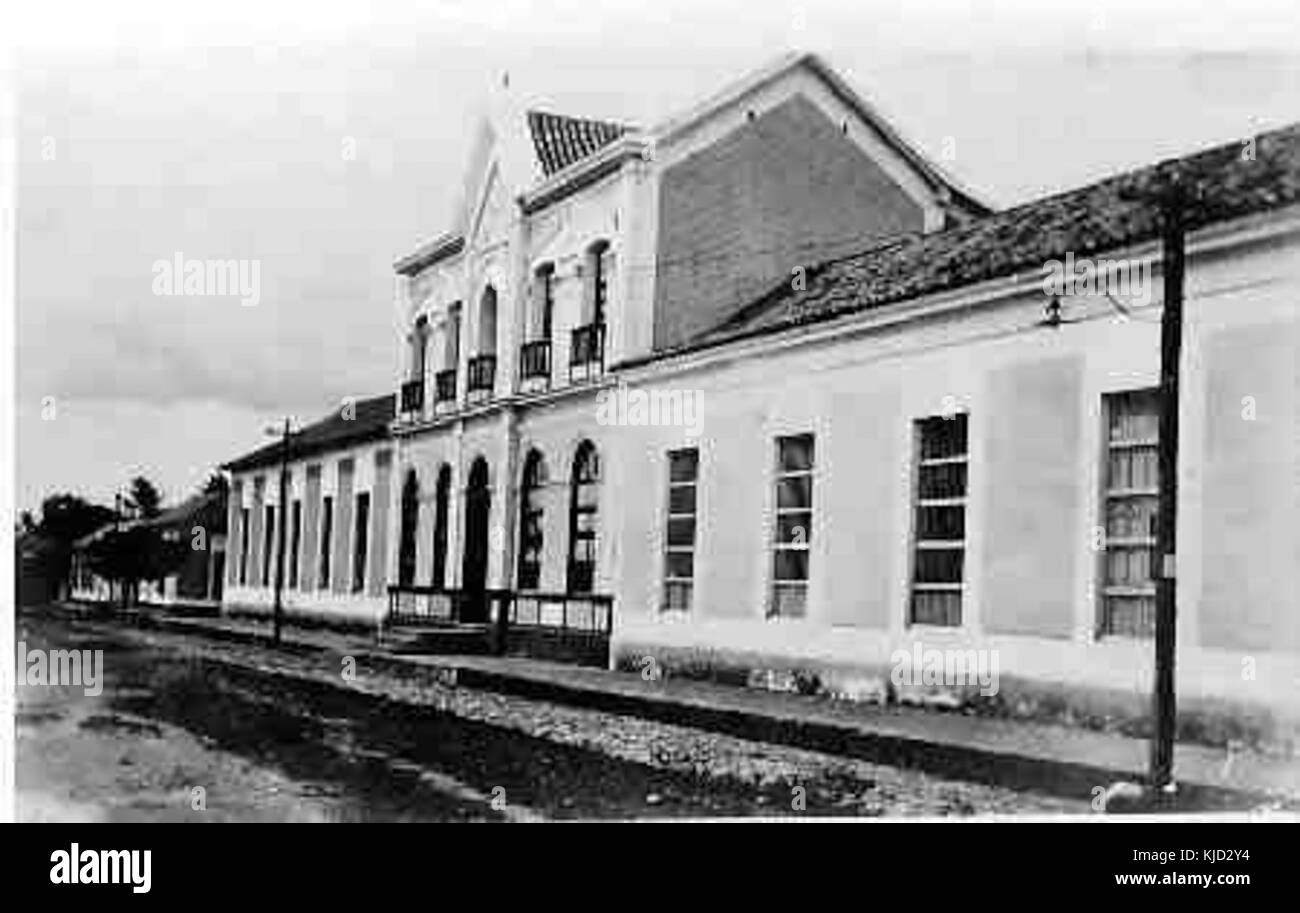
[12,0,1300,516]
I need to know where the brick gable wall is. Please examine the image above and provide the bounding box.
[653,94,924,350]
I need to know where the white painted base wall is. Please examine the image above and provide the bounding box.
[223,584,386,626]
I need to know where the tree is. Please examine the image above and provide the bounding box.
[84,525,188,609]
[29,493,117,596]
[127,476,163,519]
[201,472,229,498]
[37,493,116,543]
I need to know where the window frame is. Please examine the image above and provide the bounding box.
[767,433,815,619]
[318,495,333,590]
[908,413,969,628]
[262,503,276,587]
[588,241,611,326]
[535,263,555,341]
[566,441,600,595]
[517,451,545,592]
[352,491,371,594]
[238,507,249,585]
[1098,388,1161,639]
[662,447,700,613]
[288,499,302,589]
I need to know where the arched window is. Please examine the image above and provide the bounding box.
[444,303,462,370]
[534,263,555,340]
[517,450,546,590]
[478,285,497,355]
[567,441,600,594]
[398,469,419,587]
[431,464,452,590]
[411,315,429,379]
[586,241,612,326]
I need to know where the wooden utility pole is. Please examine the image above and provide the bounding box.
[272,417,290,647]
[1150,173,1189,792]
[114,492,125,610]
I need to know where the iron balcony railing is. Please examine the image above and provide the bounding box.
[434,369,457,404]
[569,322,606,380]
[467,354,497,400]
[509,590,613,636]
[385,584,512,627]
[384,583,614,656]
[519,339,551,384]
[399,378,425,414]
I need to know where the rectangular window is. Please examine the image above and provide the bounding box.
[262,504,276,587]
[319,496,333,589]
[1101,389,1160,638]
[910,413,968,627]
[288,499,302,589]
[769,434,814,618]
[239,508,250,585]
[663,448,699,612]
[352,492,370,593]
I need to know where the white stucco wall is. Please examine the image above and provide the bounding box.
[225,437,395,624]
[609,211,1300,717]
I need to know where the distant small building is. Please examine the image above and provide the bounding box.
[69,522,120,603]
[68,491,227,608]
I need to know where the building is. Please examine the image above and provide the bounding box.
[223,52,1300,739]
[68,491,227,608]
[221,394,396,625]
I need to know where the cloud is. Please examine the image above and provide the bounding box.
[16,16,1298,514]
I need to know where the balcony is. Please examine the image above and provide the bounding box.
[399,378,424,416]
[519,339,551,393]
[570,322,606,382]
[434,369,457,412]
[467,354,497,403]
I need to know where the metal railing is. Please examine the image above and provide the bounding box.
[386,584,512,627]
[467,354,497,400]
[509,591,613,635]
[520,339,551,384]
[385,584,614,657]
[434,369,457,404]
[399,378,424,414]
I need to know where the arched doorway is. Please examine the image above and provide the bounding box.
[461,457,491,622]
[398,469,419,587]
[431,464,451,591]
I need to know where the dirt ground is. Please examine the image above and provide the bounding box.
[16,606,1089,821]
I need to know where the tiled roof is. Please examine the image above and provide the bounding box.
[151,491,226,534]
[73,521,129,548]
[670,122,1300,355]
[71,492,229,546]
[526,110,631,177]
[222,394,395,474]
